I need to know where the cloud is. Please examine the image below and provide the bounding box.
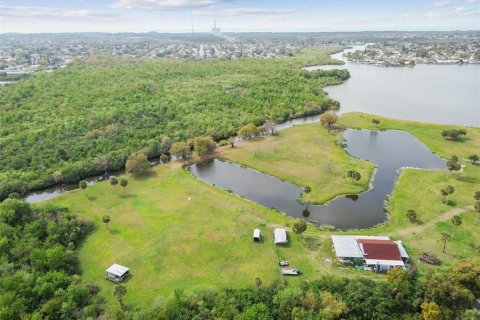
[466,0,480,3]
[454,6,471,13]
[110,0,231,10]
[0,5,119,19]
[431,0,454,7]
[193,7,297,16]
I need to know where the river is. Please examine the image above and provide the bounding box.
[306,45,480,127]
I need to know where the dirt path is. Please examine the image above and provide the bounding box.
[392,206,473,237]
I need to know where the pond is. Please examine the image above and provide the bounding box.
[189,129,446,230]
[306,46,480,127]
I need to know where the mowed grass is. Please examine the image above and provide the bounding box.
[221,124,375,204]
[339,112,480,269]
[45,112,479,310]
[50,165,286,310]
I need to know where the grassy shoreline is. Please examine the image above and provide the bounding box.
[220,124,375,205]
[46,112,479,310]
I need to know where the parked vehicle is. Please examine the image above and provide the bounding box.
[281,268,301,275]
[279,260,289,266]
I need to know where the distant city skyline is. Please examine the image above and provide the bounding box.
[1,0,479,33]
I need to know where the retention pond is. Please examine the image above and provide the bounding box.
[189,129,446,230]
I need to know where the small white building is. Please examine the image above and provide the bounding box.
[274,228,288,244]
[106,264,130,283]
[253,229,261,241]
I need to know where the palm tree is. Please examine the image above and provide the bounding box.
[254,277,262,288]
[406,209,417,223]
[347,170,361,183]
[468,154,479,165]
[440,232,451,253]
[450,215,462,238]
[120,178,128,194]
[474,191,480,201]
[474,201,480,226]
[114,284,127,311]
[102,214,111,229]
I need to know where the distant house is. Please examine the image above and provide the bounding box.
[331,235,409,272]
[106,264,130,283]
[253,229,261,241]
[274,228,288,244]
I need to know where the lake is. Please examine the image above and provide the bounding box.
[189,129,446,230]
[306,46,480,127]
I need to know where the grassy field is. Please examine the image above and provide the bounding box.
[50,165,287,310]
[339,112,480,271]
[221,123,375,204]
[46,112,479,310]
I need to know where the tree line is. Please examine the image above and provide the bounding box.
[115,262,479,320]
[0,199,102,319]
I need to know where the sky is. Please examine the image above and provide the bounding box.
[0,0,479,33]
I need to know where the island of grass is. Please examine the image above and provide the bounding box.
[48,113,479,311]
[221,123,374,204]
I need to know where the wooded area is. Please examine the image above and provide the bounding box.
[0,50,349,200]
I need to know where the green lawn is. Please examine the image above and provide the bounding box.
[47,112,479,310]
[51,165,288,310]
[221,124,375,204]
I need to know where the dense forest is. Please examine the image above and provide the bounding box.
[1,200,478,319]
[126,266,479,320]
[0,48,349,200]
[0,199,102,319]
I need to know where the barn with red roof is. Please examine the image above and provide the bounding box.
[331,235,409,272]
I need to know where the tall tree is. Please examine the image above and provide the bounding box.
[447,156,461,175]
[228,136,235,148]
[102,214,111,230]
[120,178,128,194]
[406,209,417,223]
[450,215,462,238]
[474,191,480,201]
[441,185,455,204]
[347,170,361,183]
[440,232,451,253]
[473,201,480,226]
[292,219,307,238]
[468,154,479,165]
[254,277,262,288]
[114,284,127,311]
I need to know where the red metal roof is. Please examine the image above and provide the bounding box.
[357,239,402,261]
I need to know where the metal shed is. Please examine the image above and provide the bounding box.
[106,264,130,283]
[274,228,288,244]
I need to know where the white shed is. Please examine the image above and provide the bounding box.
[274,228,288,244]
[106,264,130,283]
[253,229,261,241]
